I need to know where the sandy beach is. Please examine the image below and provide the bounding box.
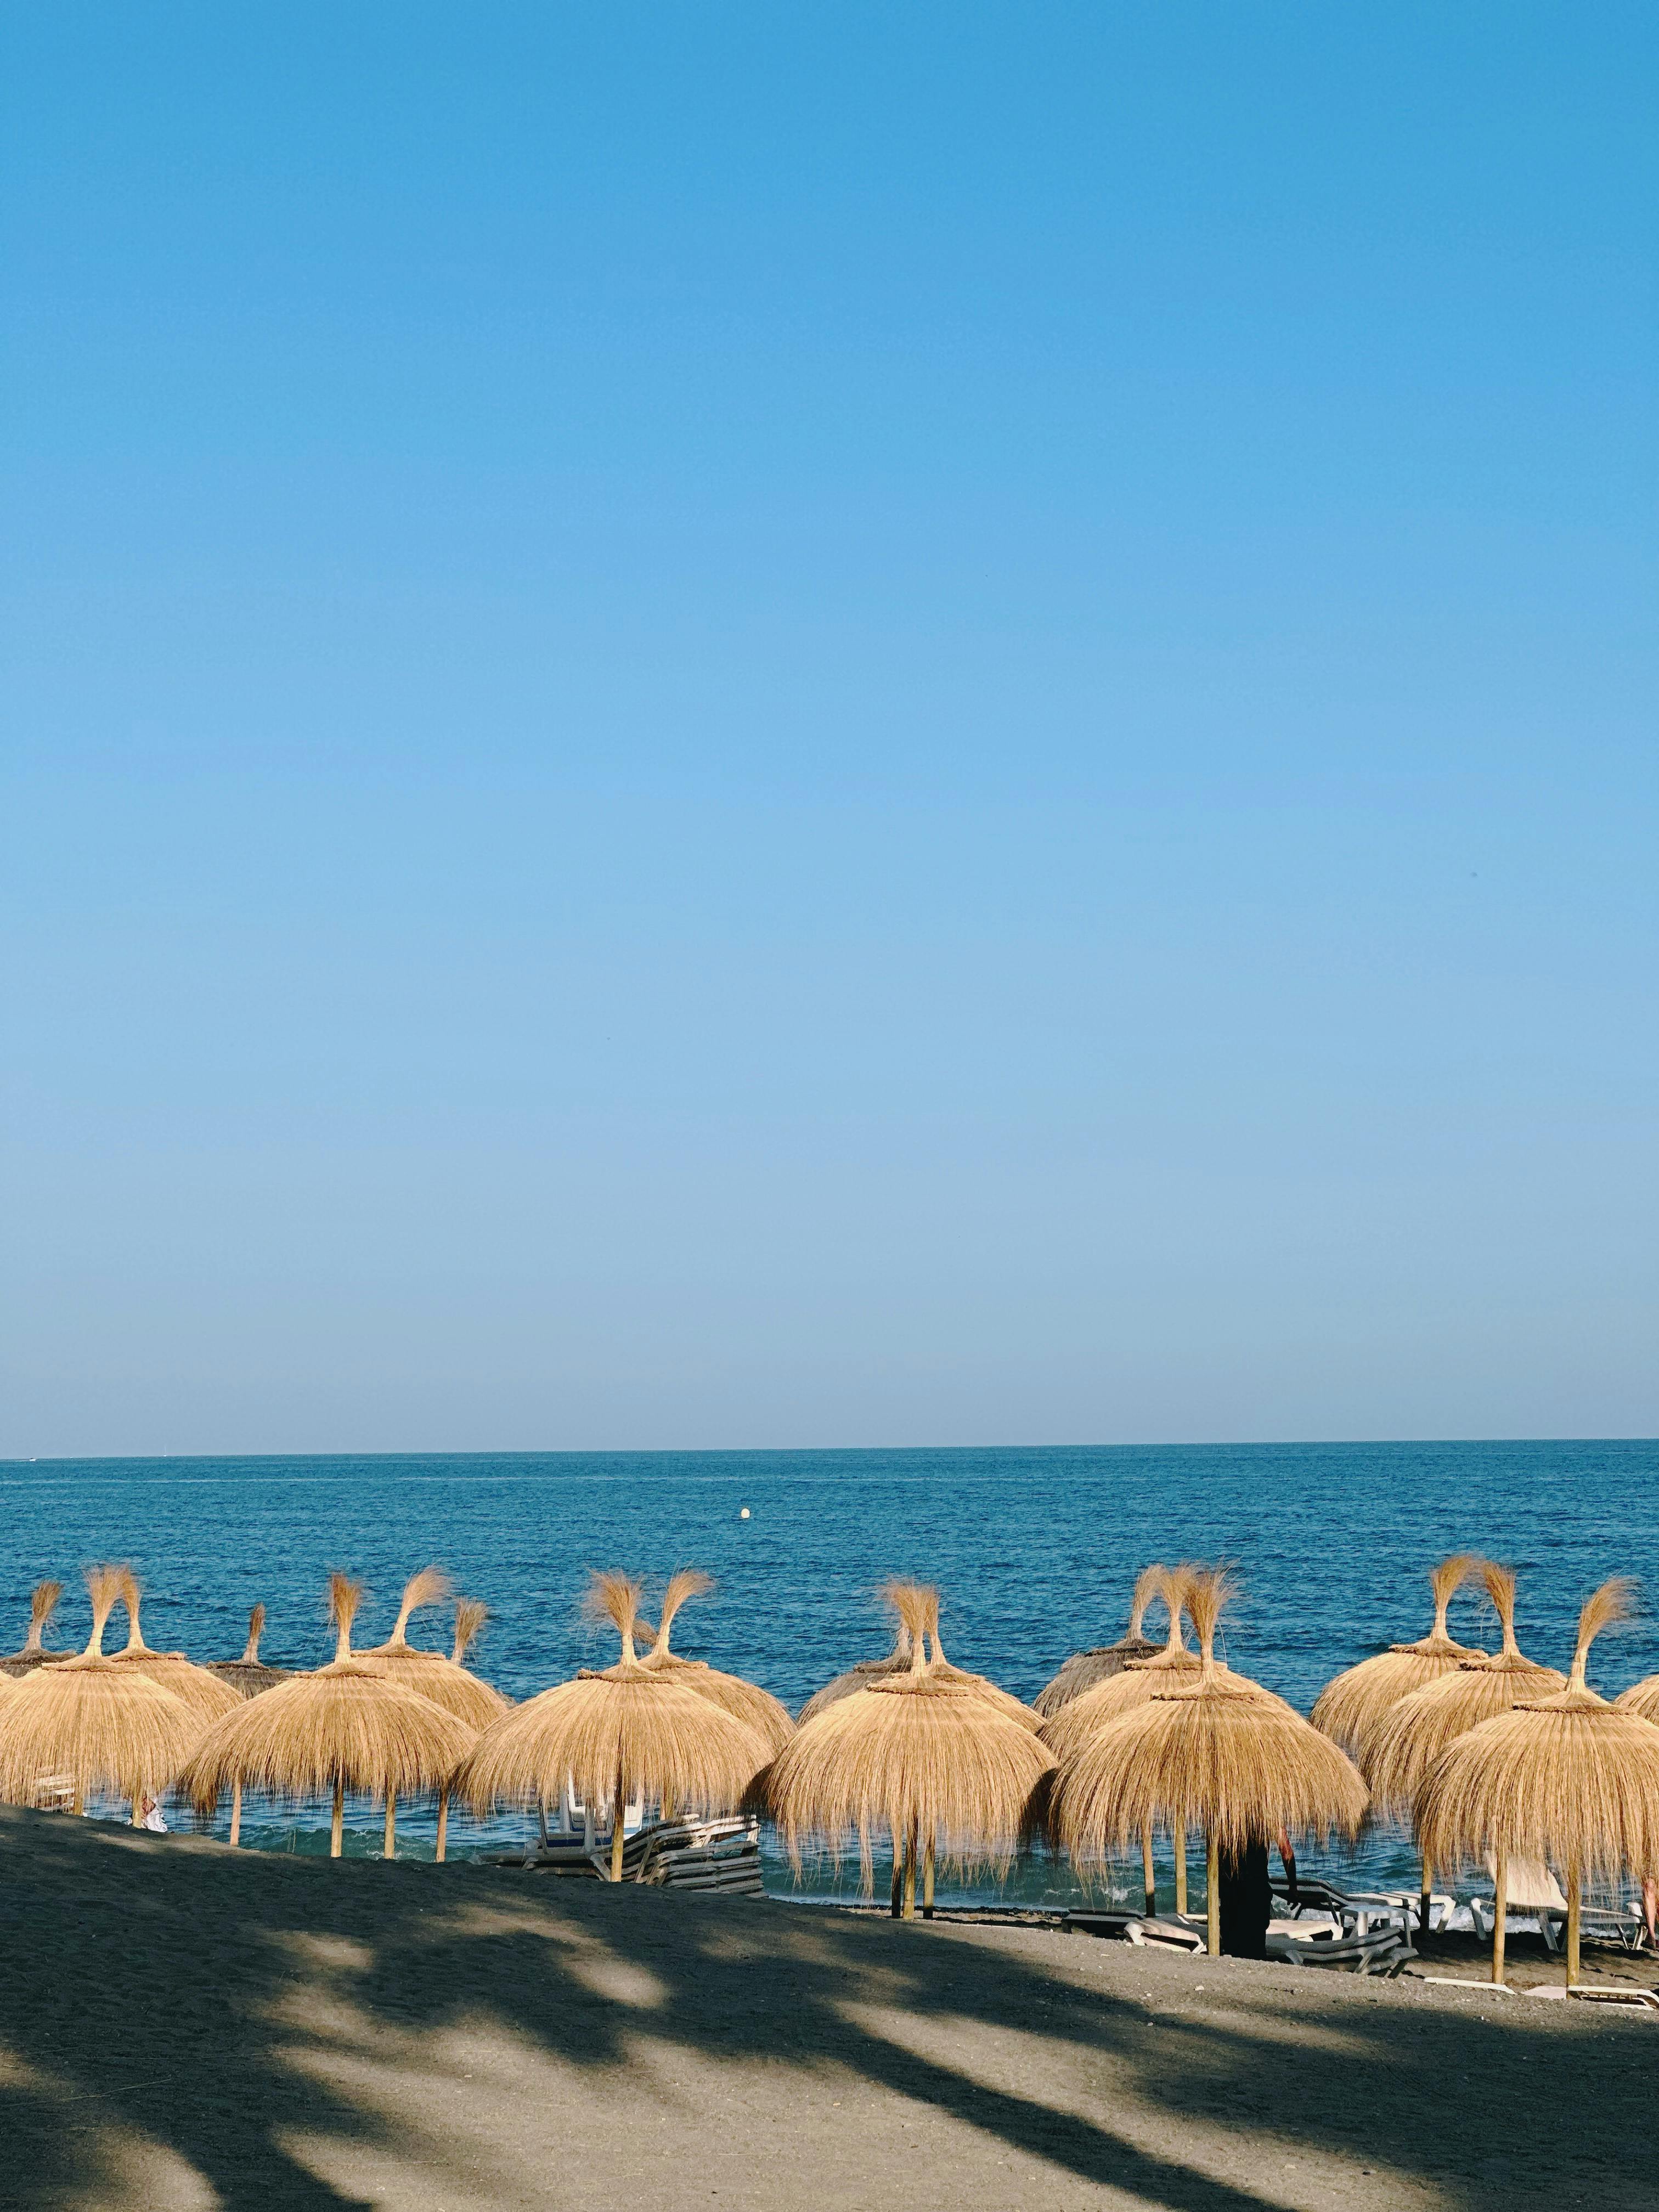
[1,1808,1654,2212]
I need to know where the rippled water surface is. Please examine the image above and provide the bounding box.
[4,1442,1655,1903]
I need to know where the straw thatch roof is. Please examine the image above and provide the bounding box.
[0,1568,202,1808]
[207,1604,294,1698]
[1049,1570,1368,1863]
[1311,1554,1486,1760]
[1032,1564,1169,1718]
[357,1568,511,1729]
[917,1589,1042,1731]
[1418,1579,1659,1884]
[452,1572,769,1819]
[178,1574,478,1816]
[1363,1561,1567,1815]
[639,1570,794,1755]
[797,1582,919,1722]
[755,1584,1055,1883]
[0,1581,70,1677]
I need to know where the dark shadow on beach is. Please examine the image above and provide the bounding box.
[0,1806,1653,2211]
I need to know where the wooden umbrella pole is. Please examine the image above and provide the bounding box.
[902,1823,918,1920]
[1565,1861,1581,1986]
[1142,1821,1157,1920]
[383,1792,397,1861]
[610,1763,627,1883]
[1491,1843,1507,1985]
[435,1789,449,1864]
[922,1838,935,1920]
[1174,1817,1188,1916]
[1206,1834,1221,1959]
[230,1778,242,1848]
[331,1777,345,1859]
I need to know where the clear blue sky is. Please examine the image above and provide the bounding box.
[3,5,1654,1454]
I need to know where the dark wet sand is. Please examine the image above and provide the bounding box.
[1,1805,1654,2212]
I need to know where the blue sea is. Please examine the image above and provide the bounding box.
[3,1441,1655,1906]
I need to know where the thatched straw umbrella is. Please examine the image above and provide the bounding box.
[178,1575,477,1858]
[1419,1579,1659,1986]
[0,1581,71,1678]
[208,1604,292,1697]
[756,1584,1056,1920]
[797,1584,918,1722]
[640,1571,794,1756]
[1038,1566,1257,1916]
[1033,1564,1169,1719]
[359,1566,512,1773]
[453,1572,769,1881]
[0,1568,201,1818]
[113,1568,242,1730]
[1049,1571,1368,1956]
[1311,1554,1486,1760]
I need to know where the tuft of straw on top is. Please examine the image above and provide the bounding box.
[452,1599,490,1667]
[242,1604,267,1663]
[208,1603,293,1699]
[371,1567,452,1654]
[1,1580,70,1678]
[1311,1554,1487,1763]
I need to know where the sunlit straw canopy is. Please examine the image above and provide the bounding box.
[359,1567,511,1731]
[111,1568,242,1729]
[1032,1564,1169,1718]
[0,1581,70,1678]
[1613,1672,1659,1726]
[640,1570,793,1754]
[1311,1554,1487,1763]
[1418,1579,1659,1887]
[0,1567,201,1810]
[1364,1562,1567,1818]
[178,1574,478,1818]
[797,1582,919,1722]
[756,1584,1054,1884]
[207,1604,293,1697]
[1049,1570,1368,1864]
[453,1572,768,1821]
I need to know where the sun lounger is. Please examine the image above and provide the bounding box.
[1266,1925,1415,1976]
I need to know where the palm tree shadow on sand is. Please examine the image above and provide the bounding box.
[0,1807,1651,2212]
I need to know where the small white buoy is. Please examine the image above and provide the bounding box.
[739,1506,751,1520]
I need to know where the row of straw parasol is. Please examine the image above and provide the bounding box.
[5,1555,1657,1978]
[1310,1554,1659,1983]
